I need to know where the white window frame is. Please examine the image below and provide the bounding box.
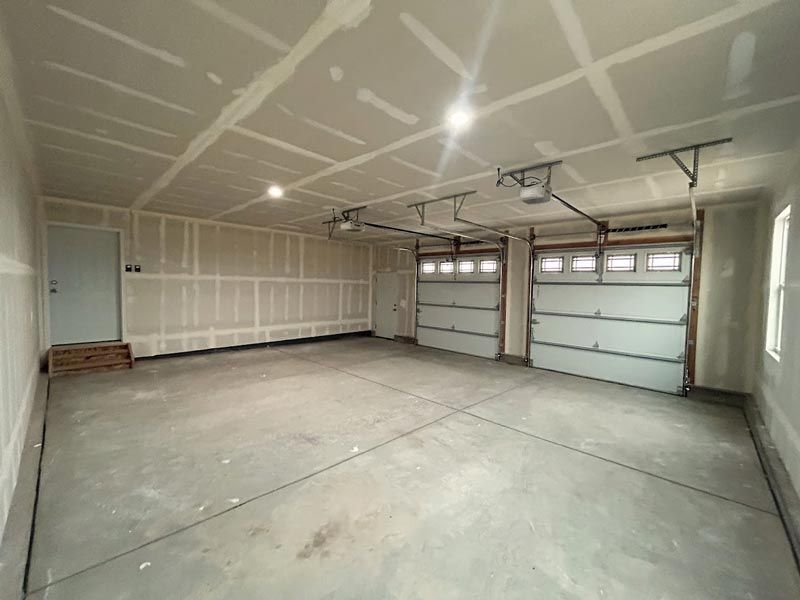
[571,255,596,273]
[479,259,498,274]
[458,260,474,274]
[646,252,681,272]
[606,253,636,272]
[439,260,455,274]
[420,261,436,274]
[766,205,791,361]
[540,256,564,273]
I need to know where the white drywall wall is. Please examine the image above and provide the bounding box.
[43,198,372,357]
[0,56,41,540]
[755,145,800,495]
[696,202,767,393]
[503,238,531,360]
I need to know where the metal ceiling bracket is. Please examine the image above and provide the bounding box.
[635,138,733,189]
[341,205,366,221]
[407,191,496,248]
[497,160,562,187]
[414,204,426,225]
[407,191,477,212]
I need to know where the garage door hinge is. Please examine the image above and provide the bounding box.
[592,341,600,349]
[594,309,602,316]
[676,351,686,360]
[680,313,688,323]
[682,275,690,284]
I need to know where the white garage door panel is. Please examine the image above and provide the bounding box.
[418,282,499,308]
[533,314,686,358]
[530,245,692,395]
[417,328,498,359]
[416,254,500,359]
[534,284,688,320]
[418,305,498,336]
[532,343,684,394]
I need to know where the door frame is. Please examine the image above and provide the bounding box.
[42,221,127,347]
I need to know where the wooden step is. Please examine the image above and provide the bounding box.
[49,342,135,377]
[56,350,130,364]
[50,342,128,355]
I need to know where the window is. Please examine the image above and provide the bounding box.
[606,254,636,272]
[458,260,474,273]
[766,206,791,360]
[439,261,454,274]
[571,255,596,272]
[540,256,563,273]
[421,261,436,274]
[479,259,498,273]
[646,252,681,271]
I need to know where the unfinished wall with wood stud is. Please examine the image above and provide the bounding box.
[0,58,40,540]
[43,197,372,358]
[371,246,416,339]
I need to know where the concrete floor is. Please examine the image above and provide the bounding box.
[26,337,800,599]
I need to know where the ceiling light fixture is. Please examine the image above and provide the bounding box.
[267,185,283,198]
[446,106,473,132]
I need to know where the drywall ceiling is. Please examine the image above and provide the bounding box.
[3,0,800,243]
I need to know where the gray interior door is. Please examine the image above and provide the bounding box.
[530,244,691,395]
[416,254,500,359]
[374,271,398,339]
[48,225,122,345]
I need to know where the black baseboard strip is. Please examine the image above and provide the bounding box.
[744,395,800,572]
[136,330,372,362]
[0,374,48,600]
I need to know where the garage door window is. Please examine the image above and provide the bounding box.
[646,252,681,271]
[479,259,498,273]
[421,261,436,274]
[606,254,636,272]
[540,256,563,273]
[458,260,475,273]
[439,261,455,274]
[571,255,596,272]
[766,205,791,360]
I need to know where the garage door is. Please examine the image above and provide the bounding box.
[530,244,692,395]
[417,254,500,359]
